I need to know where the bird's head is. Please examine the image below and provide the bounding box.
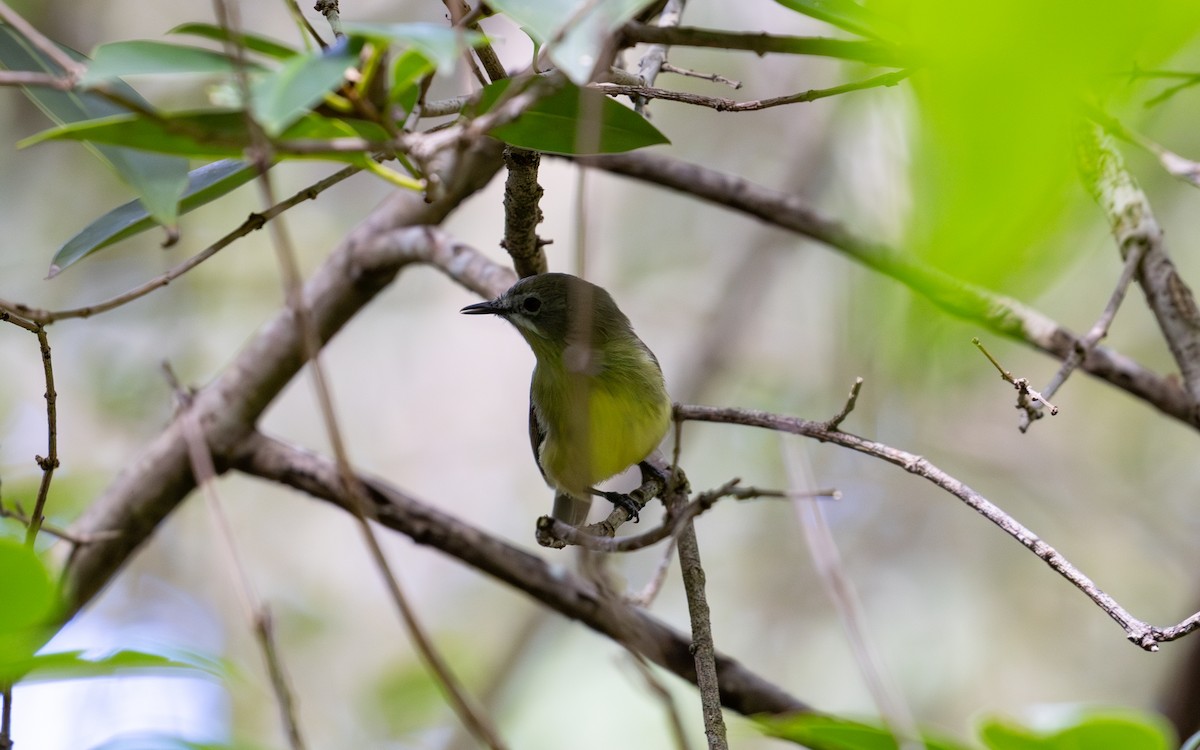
[460,273,632,358]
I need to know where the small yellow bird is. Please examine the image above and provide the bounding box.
[462,273,671,525]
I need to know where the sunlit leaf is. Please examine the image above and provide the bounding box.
[488,0,656,83]
[875,0,1200,291]
[979,707,1174,750]
[478,78,667,154]
[342,21,485,72]
[773,0,902,41]
[0,25,189,228]
[90,732,274,750]
[0,539,56,634]
[759,713,972,750]
[169,22,299,60]
[21,110,389,163]
[7,647,223,685]
[81,41,251,86]
[249,43,357,136]
[49,159,257,276]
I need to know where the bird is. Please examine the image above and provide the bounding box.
[461,273,671,525]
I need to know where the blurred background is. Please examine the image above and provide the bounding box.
[3,0,1200,748]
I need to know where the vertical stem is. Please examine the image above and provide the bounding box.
[674,513,728,750]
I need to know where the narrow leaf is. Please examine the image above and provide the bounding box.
[250,45,356,135]
[488,0,655,83]
[50,159,257,276]
[773,0,901,41]
[5,648,223,684]
[22,110,389,162]
[169,22,299,60]
[478,78,668,154]
[0,25,189,227]
[342,22,484,72]
[81,40,252,86]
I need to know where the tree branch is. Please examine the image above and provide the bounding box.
[621,22,909,67]
[231,431,812,718]
[61,140,505,616]
[581,151,1199,431]
[676,403,1200,651]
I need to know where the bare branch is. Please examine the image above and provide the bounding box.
[595,69,912,112]
[677,403,1199,651]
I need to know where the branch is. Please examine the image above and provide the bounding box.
[1079,124,1200,402]
[676,403,1200,651]
[621,22,909,67]
[594,69,911,112]
[580,151,1199,431]
[61,140,505,616]
[231,431,812,718]
[0,165,363,325]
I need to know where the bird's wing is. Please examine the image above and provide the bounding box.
[528,395,548,481]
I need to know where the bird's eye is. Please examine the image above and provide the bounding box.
[522,297,542,314]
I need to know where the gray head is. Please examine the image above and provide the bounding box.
[460,273,635,356]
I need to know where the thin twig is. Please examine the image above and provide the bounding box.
[0,165,363,325]
[972,338,1059,422]
[24,325,58,546]
[0,70,72,89]
[783,444,922,750]
[596,69,912,111]
[634,0,686,113]
[822,377,863,431]
[163,362,308,750]
[0,684,11,750]
[0,506,114,544]
[660,62,741,89]
[677,402,1197,651]
[1022,235,1148,430]
[626,654,692,750]
[0,2,85,80]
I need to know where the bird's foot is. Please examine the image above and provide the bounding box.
[596,490,641,523]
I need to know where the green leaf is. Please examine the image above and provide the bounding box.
[81,41,253,86]
[488,0,655,83]
[169,22,299,60]
[978,708,1175,750]
[478,78,667,154]
[6,648,222,684]
[249,44,357,136]
[389,48,434,107]
[22,110,389,162]
[0,539,57,634]
[773,0,901,41]
[342,21,485,72]
[759,714,973,750]
[90,732,274,750]
[0,24,189,228]
[49,159,258,276]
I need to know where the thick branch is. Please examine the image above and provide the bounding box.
[61,141,505,615]
[621,23,909,66]
[233,432,811,718]
[1080,125,1200,402]
[582,151,1199,430]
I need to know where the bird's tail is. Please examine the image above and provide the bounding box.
[552,493,591,526]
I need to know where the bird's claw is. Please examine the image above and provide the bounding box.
[598,491,641,523]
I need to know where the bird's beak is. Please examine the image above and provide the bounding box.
[460,299,505,315]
